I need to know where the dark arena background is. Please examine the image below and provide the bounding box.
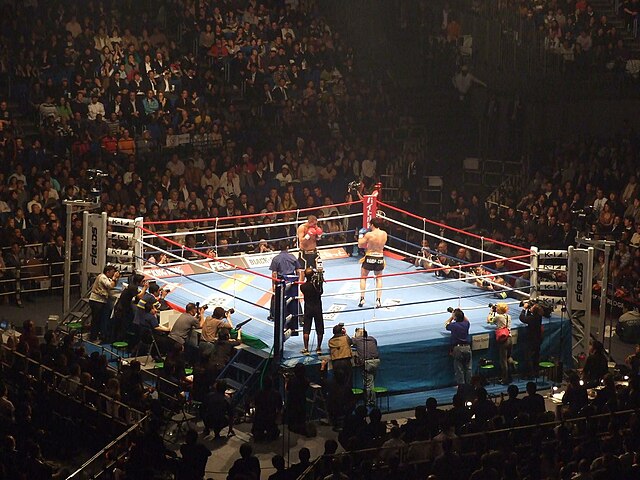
[1,1,640,479]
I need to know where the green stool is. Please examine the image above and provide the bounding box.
[154,362,164,370]
[538,361,555,384]
[112,341,129,358]
[184,368,193,376]
[67,321,83,335]
[352,388,364,403]
[372,386,390,412]
[480,363,497,384]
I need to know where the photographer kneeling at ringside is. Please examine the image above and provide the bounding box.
[169,302,206,364]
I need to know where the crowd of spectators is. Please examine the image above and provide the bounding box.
[0,0,405,304]
[457,130,640,305]
[486,0,640,75]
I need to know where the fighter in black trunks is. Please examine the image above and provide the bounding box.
[357,217,388,308]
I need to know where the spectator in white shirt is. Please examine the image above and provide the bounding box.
[166,154,186,177]
[275,164,293,186]
[87,96,106,121]
[592,188,607,214]
[219,167,242,197]
[452,65,487,101]
[200,168,220,191]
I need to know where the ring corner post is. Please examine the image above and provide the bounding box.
[273,281,285,363]
[529,245,539,301]
[134,216,144,273]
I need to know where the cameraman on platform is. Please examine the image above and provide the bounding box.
[300,267,324,355]
[445,308,471,386]
[519,300,544,378]
[169,302,206,363]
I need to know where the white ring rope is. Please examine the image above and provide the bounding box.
[141,259,273,327]
[139,239,273,295]
[383,244,532,295]
[383,215,532,268]
[319,266,533,299]
[331,301,522,331]
[141,211,363,239]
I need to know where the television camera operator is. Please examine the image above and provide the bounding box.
[300,266,325,355]
[519,300,544,378]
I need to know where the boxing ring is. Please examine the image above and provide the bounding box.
[94,193,572,394]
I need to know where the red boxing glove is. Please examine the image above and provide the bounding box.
[307,227,318,236]
[314,226,323,238]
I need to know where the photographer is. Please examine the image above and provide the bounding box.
[113,273,145,340]
[200,306,234,358]
[300,267,325,355]
[88,265,121,342]
[201,307,234,343]
[487,303,516,384]
[445,308,471,386]
[415,239,434,269]
[352,328,380,406]
[519,300,544,378]
[328,323,353,388]
[168,302,206,363]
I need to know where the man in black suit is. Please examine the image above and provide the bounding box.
[122,92,143,132]
[45,234,65,288]
[271,77,289,105]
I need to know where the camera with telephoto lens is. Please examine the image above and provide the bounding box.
[447,307,455,313]
[195,302,209,311]
[226,308,235,315]
[488,303,497,312]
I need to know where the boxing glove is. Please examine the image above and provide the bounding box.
[358,227,369,239]
[304,226,316,240]
[314,226,323,239]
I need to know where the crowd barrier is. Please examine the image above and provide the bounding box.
[0,242,81,301]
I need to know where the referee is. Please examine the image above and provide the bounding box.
[300,267,324,355]
[269,241,302,334]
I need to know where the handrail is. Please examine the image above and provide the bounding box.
[0,343,146,422]
[66,414,149,480]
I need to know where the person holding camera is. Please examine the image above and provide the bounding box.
[519,300,544,378]
[352,328,381,407]
[415,239,434,269]
[329,323,353,387]
[89,265,121,342]
[487,303,515,384]
[169,302,206,363]
[445,308,472,386]
[201,307,234,343]
[300,267,325,355]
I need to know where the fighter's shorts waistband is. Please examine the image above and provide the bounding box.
[301,249,317,254]
[365,252,384,257]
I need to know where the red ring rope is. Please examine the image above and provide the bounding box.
[145,199,363,226]
[377,200,532,253]
[139,225,274,281]
[322,253,532,282]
